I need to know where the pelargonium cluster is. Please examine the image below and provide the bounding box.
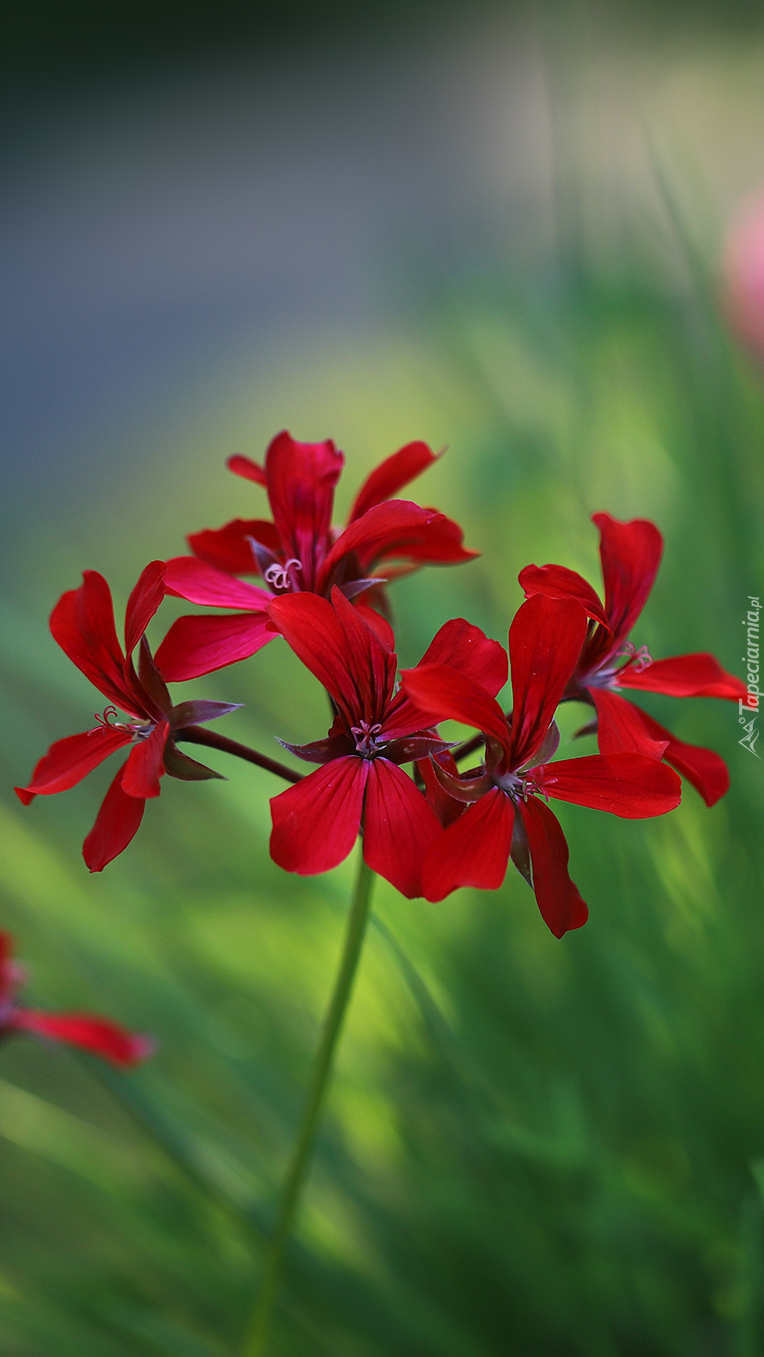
[15,431,745,975]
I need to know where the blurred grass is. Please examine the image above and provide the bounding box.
[2,148,764,1357]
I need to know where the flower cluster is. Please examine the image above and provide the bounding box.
[15,431,745,955]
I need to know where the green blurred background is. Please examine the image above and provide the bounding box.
[2,2,764,1353]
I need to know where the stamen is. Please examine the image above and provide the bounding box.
[264,558,302,591]
[130,722,156,743]
[616,641,653,674]
[88,705,128,735]
[350,720,384,757]
[522,772,551,803]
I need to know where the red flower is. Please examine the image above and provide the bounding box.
[401,596,682,936]
[519,513,746,806]
[267,587,506,898]
[15,564,240,871]
[155,432,477,681]
[0,932,152,1065]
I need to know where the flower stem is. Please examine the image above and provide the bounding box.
[239,853,376,1357]
[177,726,303,783]
[453,731,485,763]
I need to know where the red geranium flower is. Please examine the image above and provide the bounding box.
[155,431,477,681]
[0,932,152,1065]
[401,595,682,936]
[519,513,746,806]
[15,564,240,871]
[267,587,506,898]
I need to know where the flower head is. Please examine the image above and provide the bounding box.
[402,595,682,935]
[156,432,477,681]
[15,564,240,870]
[267,587,505,898]
[519,513,746,805]
[0,932,151,1065]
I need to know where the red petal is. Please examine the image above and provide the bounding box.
[536,752,682,817]
[354,603,395,652]
[400,663,510,748]
[83,767,146,871]
[15,726,133,802]
[362,759,441,898]
[268,591,396,728]
[418,618,508,697]
[631,708,731,807]
[517,797,588,938]
[268,592,353,716]
[155,612,274,681]
[386,618,507,738]
[227,453,267,485]
[13,1008,152,1065]
[121,722,168,799]
[617,652,748,700]
[188,519,282,574]
[418,752,466,828]
[518,563,610,629]
[265,431,343,589]
[269,757,367,875]
[124,561,166,657]
[506,596,588,767]
[318,500,475,592]
[423,788,514,901]
[50,572,138,714]
[163,557,272,610]
[349,441,439,521]
[589,687,668,758]
[593,512,663,644]
[360,511,478,570]
[327,588,398,721]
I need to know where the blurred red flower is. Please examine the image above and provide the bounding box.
[0,932,151,1066]
[156,431,477,681]
[723,189,764,362]
[519,513,745,805]
[15,564,240,870]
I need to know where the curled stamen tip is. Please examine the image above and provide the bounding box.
[88,705,125,735]
[263,557,303,591]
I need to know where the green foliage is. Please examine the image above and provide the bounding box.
[1,181,763,1357]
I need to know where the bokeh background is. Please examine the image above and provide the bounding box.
[2,2,764,1353]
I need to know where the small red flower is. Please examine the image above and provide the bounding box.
[155,432,477,681]
[267,587,506,898]
[0,932,152,1065]
[401,596,682,936]
[15,564,240,871]
[519,513,746,806]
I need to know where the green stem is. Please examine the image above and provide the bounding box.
[177,725,303,783]
[239,853,376,1357]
